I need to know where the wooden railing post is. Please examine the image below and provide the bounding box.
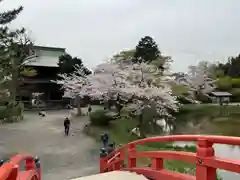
[34,156,41,180]
[115,149,124,170]
[128,144,136,168]
[100,148,108,173]
[6,164,18,180]
[196,139,216,180]
[151,158,163,170]
[25,157,35,171]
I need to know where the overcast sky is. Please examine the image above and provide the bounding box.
[2,0,240,72]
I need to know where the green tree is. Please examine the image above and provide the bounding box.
[0,2,23,88]
[215,55,240,77]
[0,2,34,102]
[134,36,160,64]
[216,76,232,91]
[0,2,23,25]
[58,53,91,75]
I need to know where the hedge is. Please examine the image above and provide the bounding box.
[0,102,24,123]
[89,109,115,126]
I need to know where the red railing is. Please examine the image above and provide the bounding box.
[100,135,240,180]
[0,154,41,180]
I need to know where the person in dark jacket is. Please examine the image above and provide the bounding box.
[87,105,92,115]
[107,142,115,155]
[64,117,71,136]
[100,132,109,148]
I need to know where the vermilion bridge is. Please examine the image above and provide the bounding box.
[0,135,239,180]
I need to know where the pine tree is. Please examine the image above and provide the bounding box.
[0,1,23,74]
[0,4,23,25]
[58,53,91,75]
[0,1,23,101]
[0,1,33,102]
[133,36,160,64]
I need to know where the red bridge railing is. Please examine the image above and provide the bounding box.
[100,135,240,180]
[0,154,41,180]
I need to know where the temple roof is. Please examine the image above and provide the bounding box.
[26,45,66,67]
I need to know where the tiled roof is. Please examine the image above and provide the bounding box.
[26,45,65,67]
[26,56,59,67]
[33,45,65,52]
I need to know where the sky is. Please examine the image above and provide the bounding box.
[1,0,240,72]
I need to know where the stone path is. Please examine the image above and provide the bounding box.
[0,109,99,180]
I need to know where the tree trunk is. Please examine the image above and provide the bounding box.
[152,116,157,132]
[107,100,112,110]
[115,102,123,116]
[138,113,146,138]
[76,96,82,116]
[9,59,18,102]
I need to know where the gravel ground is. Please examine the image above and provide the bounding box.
[0,109,100,180]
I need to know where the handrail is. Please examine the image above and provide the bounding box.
[100,135,240,180]
[0,154,41,180]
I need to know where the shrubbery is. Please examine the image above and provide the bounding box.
[216,76,232,91]
[177,96,193,104]
[215,77,240,102]
[195,92,212,103]
[89,109,114,126]
[231,78,240,88]
[0,102,24,123]
[230,88,240,102]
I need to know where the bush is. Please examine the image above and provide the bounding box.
[0,106,7,119]
[0,102,24,123]
[195,93,212,103]
[230,88,240,102]
[177,96,193,104]
[216,76,232,90]
[231,78,240,88]
[89,109,114,126]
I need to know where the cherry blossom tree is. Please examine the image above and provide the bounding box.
[186,64,216,96]
[55,60,179,136]
[116,61,179,135]
[180,62,217,104]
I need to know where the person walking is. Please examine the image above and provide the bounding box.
[87,105,92,115]
[64,117,71,136]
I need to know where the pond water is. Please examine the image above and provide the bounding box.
[156,116,240,180]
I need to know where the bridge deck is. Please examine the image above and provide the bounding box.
[71,171,148,180]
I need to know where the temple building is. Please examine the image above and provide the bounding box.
[18,45,66,107]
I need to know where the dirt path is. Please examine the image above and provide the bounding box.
[0,109,100,180]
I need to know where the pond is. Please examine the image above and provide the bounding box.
[157,112,240,180]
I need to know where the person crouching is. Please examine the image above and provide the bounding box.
[38,111,46,117]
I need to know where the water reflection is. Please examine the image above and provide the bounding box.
[140,110,240,179]
[173,142,240,180]
[214,144,240,180]
[158,116,240,180]
[156,119,172,133]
